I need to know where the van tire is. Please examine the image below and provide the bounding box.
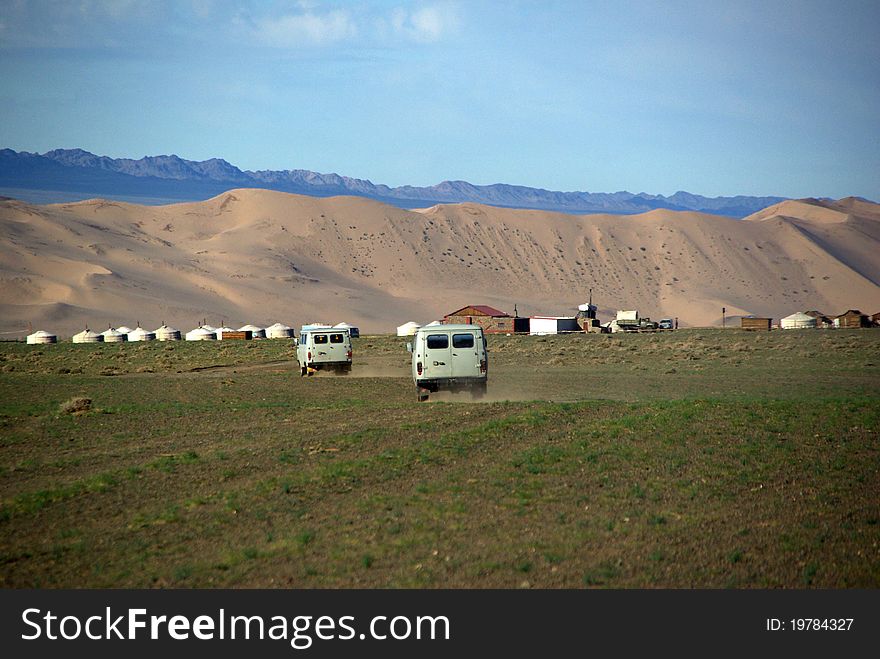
[300,365,307,377]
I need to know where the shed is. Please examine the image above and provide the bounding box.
[529,316,581,335]
[780,312,817,329]
[266,322,294,339]
[803,310,832,327]
[741,317,771,331]
[214,326,243,340]
[397,321,421,336]
[26,330,57,344]
[73,329,104,343]
[834,310,869,328]
[154,324,181,341]
[443,305,528,333]
[186,327,216,341]
[102,327,127,343]
[128,325,156,341]
[238,324,266,339]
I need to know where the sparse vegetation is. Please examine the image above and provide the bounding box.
[58,397,91,415]
[0,329,878,587]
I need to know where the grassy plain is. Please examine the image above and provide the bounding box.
[0,329,878,588]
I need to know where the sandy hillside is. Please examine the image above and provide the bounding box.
[1,190,878,336]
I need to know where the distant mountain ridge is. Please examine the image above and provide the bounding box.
[0,147,788,216]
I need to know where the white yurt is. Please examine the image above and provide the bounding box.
[238,324,266,339]
[26,330,57,344]
[116,326,133,336]
[154,324,181,341]
[266,322,294,339]
[72,329,104,343]
[127,325,156,341]
[780,312,817,330]
[201,324,217,332]
[186,326,216,341]
[425,320,442,326]
[333,322,360,337]
[102,327,127,343]
[214,326,237,339]
[396,321,421,337]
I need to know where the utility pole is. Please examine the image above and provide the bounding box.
[722,307,726,328]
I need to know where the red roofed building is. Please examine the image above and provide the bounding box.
[442,305,529,333]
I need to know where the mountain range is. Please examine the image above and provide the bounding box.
[0,148,787,217]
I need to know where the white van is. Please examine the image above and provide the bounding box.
[297,327,352,375]
[407,324,488,401]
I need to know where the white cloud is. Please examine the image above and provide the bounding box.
[390,4,457,43]
[253,8,357,47]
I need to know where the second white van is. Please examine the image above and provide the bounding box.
[297,327,352,375]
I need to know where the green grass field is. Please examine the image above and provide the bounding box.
[1,329,878,588]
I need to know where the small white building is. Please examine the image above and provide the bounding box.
[73,329,104,343]
[26,330,57,344]
[397,321,421,337]
[265,322,294,339]
[186,327,216,341]
[116,326,133,336]
[780,312,817,329]
[529,316,580,336]
[333,322,360,338]
[154,324,181,341]
[102,327,127,343]
[128,325,156,341]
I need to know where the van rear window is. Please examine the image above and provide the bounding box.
[329,333,344,343]
[426,334,449,349]
[314,334,328,344]
[452,333,475,348]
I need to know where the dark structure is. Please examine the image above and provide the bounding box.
[741,317,771,331]
[443,305,528,334]
[576,290,598,331]
[834,310,869,328]
[803,310,832,328]
[872,312,880,327]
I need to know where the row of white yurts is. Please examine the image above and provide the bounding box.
[27,318,362,345]
[38,322,298,343]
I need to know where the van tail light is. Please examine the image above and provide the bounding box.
[347,350,352,360]
[417,361,423,375]
[480,359,487,373]
[307,351,312,361]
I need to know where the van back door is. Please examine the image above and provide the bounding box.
[311,333,331,362]
[326,332,349,362]
[451,331,481,377]
[423,332,453,379]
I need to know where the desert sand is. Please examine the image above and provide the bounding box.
[1,190,878,336]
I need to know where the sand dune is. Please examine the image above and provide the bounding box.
[1,190,878,336]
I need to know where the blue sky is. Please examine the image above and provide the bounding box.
[1,0,878,199]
